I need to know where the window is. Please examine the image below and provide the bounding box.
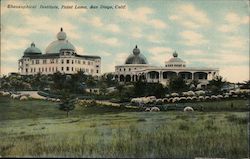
[61,67,64,71]
[61,59,64,64]
[39,68,41,72]
[119,68,121,71]
[43,59,47,64]
[67,60,69,64]
[42,68,44,72]
[66,67,69,71]
[96,65,99,68]
[52,67,54,72]
[49,67,51,72]
[26,68,28,73]
[83,61,85,65]
[36,60,39,64]
[199,73,203,79]
[129,68,131,71]
[56,59,58,63]
[96,70,99,73]
[56,67,58,71]
[34,68,36,72]
[88,61,90,65]
[72,67,74,71]
[31,68,33,72]
[72,60,74,64]
[124,68,126,71]
[32,60,34,64]
[78,60,80,64]
[45,68,47,72]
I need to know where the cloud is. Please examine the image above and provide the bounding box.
[1,39,30,52]
[75,46,85,54]
[130,27,143,39]
[179,30,208,46]
[218,12,249,33]
[169,4,210,29]
[148,47,173,64]
[129,27,165,43]
[105,24,121,33]
[81,16,121,33]
[102,53,128,73]
[100,51,112,56]
[184,50,205,56]
[118,6,167,29]
[222,36,248,50]
[215,50,249,65]
[146,34,165,44]
[148,19,167,29]
[92,35,121,46]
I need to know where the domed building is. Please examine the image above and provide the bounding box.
[18,28,101,76]
[114,46,219,87]
[125,45,148,64]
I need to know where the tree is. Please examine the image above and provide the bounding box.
[241,80,250,89]
[133,81,166,98]
[169,76,188,93]
[189,79,200,91]
[133,80,146,97]
[208,75,226,94]
[59,92,76,117]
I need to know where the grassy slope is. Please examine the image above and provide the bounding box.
[0,96,248,158]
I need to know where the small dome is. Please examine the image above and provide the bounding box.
[24,42,42,55]
[45,28,76,54]
[125,45,148,64]
[167,51,185,63]
[173,51,178,57]
[57,27,66,40]
[133,45,140,55]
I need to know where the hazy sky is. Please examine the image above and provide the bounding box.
[1,0,249,82]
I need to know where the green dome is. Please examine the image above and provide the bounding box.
[45,28,76,54]
[24,42,42,55]
[125,45,148,64]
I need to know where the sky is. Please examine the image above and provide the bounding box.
[1,0,249,83]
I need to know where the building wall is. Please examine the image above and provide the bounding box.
[114,65,219,86]
[19,56,101,76]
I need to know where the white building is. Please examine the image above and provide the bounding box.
[114,45,219,87]
[18,28,101,76]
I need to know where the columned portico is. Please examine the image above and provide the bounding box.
[114,47,219,86]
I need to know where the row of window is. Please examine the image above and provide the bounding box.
[25,67,99,74]
[28,59,95,65]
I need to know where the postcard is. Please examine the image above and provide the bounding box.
[0,0,249,158]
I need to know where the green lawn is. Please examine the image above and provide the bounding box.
[0,96,248,158]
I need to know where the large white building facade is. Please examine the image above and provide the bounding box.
[18,28,101,76]
[114,45,219,87]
